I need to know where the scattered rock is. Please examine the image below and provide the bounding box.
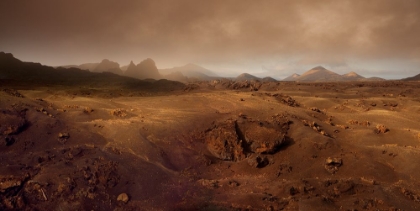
[247,155,270,168]
[302,120,329,136]
[374,124,389,134]
[240,98,245,101]
[58,132,70,139]
[0,110,28,135]
[58,133,70,143]
[311,107,321,112]
[277,163,292,176]
[289,186,300,196]
[335,124,349,129]
[2,89,24,98]
[117,193,129,203]
[110,109,127,117]
[228,181,240,187]
[0,175,28,210]
[325,157,342,174]
[360,177,377,185]
[64,105,80,109]
[238,113,247,119]
[83,107,94,113]
[262,193,278,202]
[389,103,398,107]
[36,107,54,118]
[348,120,370,127]
[401,188,420,202]
[199,179,219,188]
[271,93,299,107]
[0,176,25,193]
[5,136,15,146]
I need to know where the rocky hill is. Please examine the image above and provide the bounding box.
[124,58,161,80]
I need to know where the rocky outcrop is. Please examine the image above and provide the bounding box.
[205,115,291,162]
[124,58,161,79]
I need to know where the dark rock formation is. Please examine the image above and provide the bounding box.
[125,58,161,79]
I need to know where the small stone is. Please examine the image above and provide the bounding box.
[238,113,247,118]
[5,136,15,146]
[311,107,321,112]
[58,132,70,139]
[324,157,342,174]
[248,155,270,168]
[374,124,389,134]
[117,193,129,203]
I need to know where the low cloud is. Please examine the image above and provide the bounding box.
[0,0,419,78]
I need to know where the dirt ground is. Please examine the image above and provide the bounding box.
[1,81,420,210]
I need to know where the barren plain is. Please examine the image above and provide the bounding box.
[1,80,420,210]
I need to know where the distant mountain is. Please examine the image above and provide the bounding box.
[297,66,342,81]
[282,66,384,82]
[282,73,300,81]
[59,63,97,70]
[402,73,420,81]
[60,59,123,75]
[120,64,129,71]
[262,77,277,82]
[0,52,102,82]
[163,71,188,82]
[0,52,185,91]
[124,58,161,80]
[341,71,365,81]
[78,63,99,71]
[93,59,123,75]
[159,63,217,81]
[235,73,260,81]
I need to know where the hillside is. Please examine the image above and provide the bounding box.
[402,73,420,81]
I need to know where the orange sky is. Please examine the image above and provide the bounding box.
[1,0,419,79]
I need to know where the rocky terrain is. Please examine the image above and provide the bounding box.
[2,53,420,210]
[2,76,420,210]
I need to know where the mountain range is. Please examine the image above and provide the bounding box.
[3,52,420,83]
[234,73,277,82]
[60,60,218,82]
[159,63,220,82]
[282,66,385,82]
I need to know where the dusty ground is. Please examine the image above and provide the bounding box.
[1,81,420,210]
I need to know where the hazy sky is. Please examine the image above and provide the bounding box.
[1,0,419,79]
